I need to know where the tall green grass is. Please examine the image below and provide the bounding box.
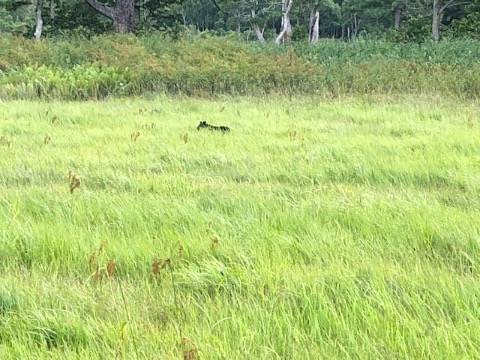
[281,38,480,65]
[1,95,479,358]
[1,34,479,100]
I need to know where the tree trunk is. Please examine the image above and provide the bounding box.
[352,13,359,38]
[253,24,266,42]
[309,9,319,44]
[84,0,135,33]
[251,9,265,43]
[275,0,293,44]
[113,0,134,33]
[49,0,54,19]
[432,0,441,41]
[394,6,402,29]
[181,4,187,26]
[34,0,44,40]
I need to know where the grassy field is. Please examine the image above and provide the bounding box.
[1,95,480,359]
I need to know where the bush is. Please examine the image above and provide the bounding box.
[0,33,479,100]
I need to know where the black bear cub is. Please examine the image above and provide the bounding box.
[197,121,230,133]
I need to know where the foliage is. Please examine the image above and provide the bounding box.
[0,0,478,41]
[135,0,183,30]
[287,37,480,66]
[449,0,480,39]
[0,0,32,35]
[0,34,480,100]
[385,14,432,43]
[46,1,112,36]
[1,63,132,100]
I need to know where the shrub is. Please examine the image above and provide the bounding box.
[0,33,479,100]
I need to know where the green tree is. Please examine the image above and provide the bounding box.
[201,0,279,41]
[46,0,111,35]
[450,0,480,38]
[430,0,471,41]
[0,0,32,35]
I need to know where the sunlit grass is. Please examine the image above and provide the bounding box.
[1,95,479,359]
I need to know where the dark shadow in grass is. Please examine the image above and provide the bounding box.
[324,167,468,191]
[386,278,463,325]
[438,192,479,211]
[418,231,479,276]
[30,323,94,350]
[389,128,416,138]
[0,288,18,316]
[1,235,35,269]
[185,156,255,184]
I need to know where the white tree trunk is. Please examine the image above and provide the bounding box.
[34,0,44,40]
[251,9,265,43]
[352,13,359,38]
[275,0,293,45]
[309,10,319,43]
[253,24,266,42]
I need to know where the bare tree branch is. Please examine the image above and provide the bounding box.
[211,0,230,14]
[84,0,116,20]
[440,0,469,13]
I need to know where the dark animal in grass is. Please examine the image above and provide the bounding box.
[197,121,230,133]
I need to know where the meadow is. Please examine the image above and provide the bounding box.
[1,94,480,359]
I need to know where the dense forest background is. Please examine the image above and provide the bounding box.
[1,0,479,42]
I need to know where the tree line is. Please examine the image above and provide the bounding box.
[0,0,479,42]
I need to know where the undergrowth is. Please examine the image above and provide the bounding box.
[0,34,479,99]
